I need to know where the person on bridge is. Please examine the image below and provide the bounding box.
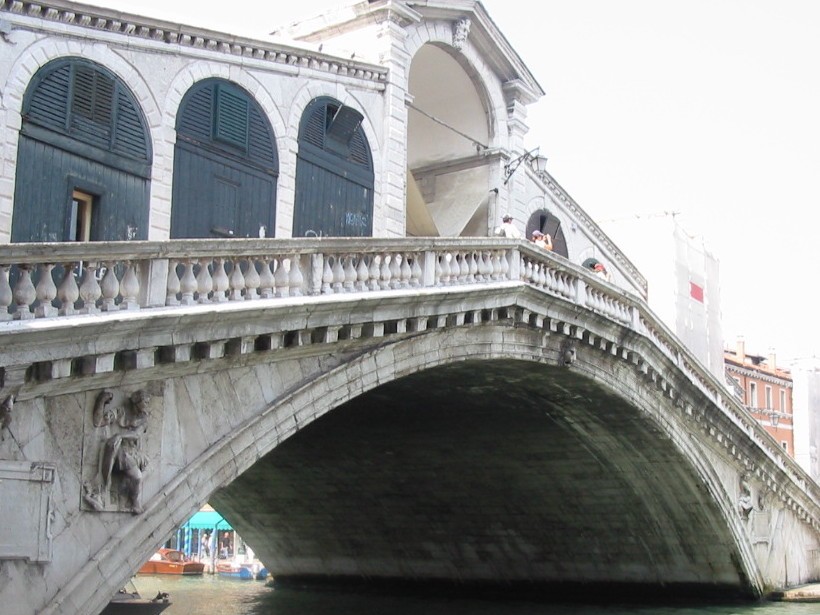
[495,214,522,239]
[531,230,553,251]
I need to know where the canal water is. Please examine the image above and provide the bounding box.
[131,575,817,615]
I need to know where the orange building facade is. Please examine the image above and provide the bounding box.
[724,338,794,456]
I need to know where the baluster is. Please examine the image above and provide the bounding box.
[368,255,381,291]
[321,256,334,294]
[410,255,422,287]
[0,264,11,321]
[120,262,140,310]
[343,255,357,292]
[57,263,80,316]
[562,273,572,298]
[166,260,181,306]
[379,253,392,290]
[244,259,260,300]
[78,263,101,314]
[356,255,370,291]
[389,253,402,289]
[399,253,412,288]
[179,261,197,305]
[499,250,510,279]
[228,259,245,301]
[490,251,502,281]
[289,256,304,297]
[212,258,229,303]
[448,252,460,285]
[523,259,533,285]
[274,257,289,298]
[35,263,57,318]
[435,253,444,286]
[438,253,450,286]
[474,252,486,282]
[331,255,345,293]
[258,258,275,298]
[459,252,470,283]
[467,251,478,283]
[99,263,120,311]
[196,259,213,304]
[12,265,36,320]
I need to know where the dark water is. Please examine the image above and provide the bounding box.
[131,575,817,615]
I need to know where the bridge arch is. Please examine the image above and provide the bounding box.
[63,320,763,614]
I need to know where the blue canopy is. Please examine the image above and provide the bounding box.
[184,510,233,531]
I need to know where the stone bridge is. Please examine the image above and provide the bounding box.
[1,238,819,615]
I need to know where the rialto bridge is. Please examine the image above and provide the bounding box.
[0,237,818,615]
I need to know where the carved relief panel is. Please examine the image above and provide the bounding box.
[81,386,163,514]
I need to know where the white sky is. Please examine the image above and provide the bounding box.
[86,0,820,362]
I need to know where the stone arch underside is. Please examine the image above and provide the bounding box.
[212,358,749,597]
[406,43,495,238]
[65,323,760,615]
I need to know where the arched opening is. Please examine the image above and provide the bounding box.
[406,43,494,237]
[293,96,374,238]
[12,58,152,242]
[171,78,278,239]
[526,208,569,258]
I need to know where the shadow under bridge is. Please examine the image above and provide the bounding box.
[210,358,748,600]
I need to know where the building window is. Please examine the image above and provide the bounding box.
[765,385,773,410]
[780,389,786,412]
[781,441,789,453]
[748,382,757,409]
[70,189,94,242]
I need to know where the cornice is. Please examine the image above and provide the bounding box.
[726,363,793,388]
[539,170,648,295]
[0,0,388,84]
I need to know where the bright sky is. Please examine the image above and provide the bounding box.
[86,0,820,362]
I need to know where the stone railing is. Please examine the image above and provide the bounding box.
[0,238,526,320]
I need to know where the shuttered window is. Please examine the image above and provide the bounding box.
[172,79,278,239]
[214,86,249,150]
[23,59,151,173]
[294,97,373,237]
[299,99,371,169]
[176,79,277,172]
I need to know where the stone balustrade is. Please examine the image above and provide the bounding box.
[0,239,525,317]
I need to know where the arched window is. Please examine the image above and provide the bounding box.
[12,58,151,242]
[294,97,373,237]
[172,79,278,239]
[526,209,568,258]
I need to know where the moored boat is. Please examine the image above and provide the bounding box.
[215,560,268,580]
[138,548,205,576]
[101,584,171,615]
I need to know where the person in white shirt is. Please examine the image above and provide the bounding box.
[495,214,522,239]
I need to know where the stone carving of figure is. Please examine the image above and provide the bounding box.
[0,394,12,441]
[738,479,754,520]
[453,18,471,50]
[84,389,151,514]
[100,431,149,513]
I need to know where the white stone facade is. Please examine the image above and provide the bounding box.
[0,0,647,297]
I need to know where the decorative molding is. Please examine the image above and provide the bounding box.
[452,17,470,50]
[725,364,793,388]
[0,0,388,84]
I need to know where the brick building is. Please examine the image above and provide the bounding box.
[725,338,793,456]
